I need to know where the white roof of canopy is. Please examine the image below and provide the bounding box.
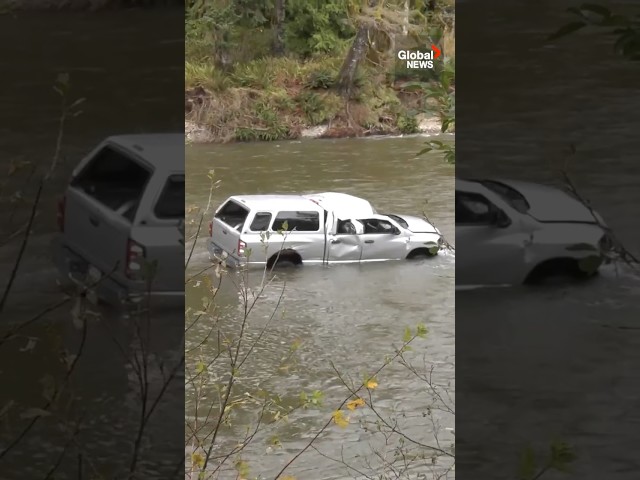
[303,192,377,220]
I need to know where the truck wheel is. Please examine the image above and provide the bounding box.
[407,248,435,260]
[267,250,303,269]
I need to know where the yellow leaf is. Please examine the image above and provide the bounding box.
[281,477,296,480]
[191,452,205,468]
[332,409,350,428]
[366,379,378,390]
[346,398,366,411]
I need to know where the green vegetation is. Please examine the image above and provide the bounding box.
[0,0,182,10]
[549,4,640,60]
[185,0,455,142]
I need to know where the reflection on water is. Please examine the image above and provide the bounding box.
[185,135,455,478]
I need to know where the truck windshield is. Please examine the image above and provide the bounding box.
[480,180,530,214]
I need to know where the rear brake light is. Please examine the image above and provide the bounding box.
[57,196,66,232]
[208,221,212,237]
[125,238,146,280]
[238,239,246,257]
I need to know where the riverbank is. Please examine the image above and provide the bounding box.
[0,0,182,9]
[185,114,445,144]
[185,56,451,144]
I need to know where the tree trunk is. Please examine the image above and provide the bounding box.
[402,0,409,36]
[336,0,379,99]
[273,0,286,56]
[336,24,370,99]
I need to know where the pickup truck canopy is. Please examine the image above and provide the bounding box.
[303,192,376,220]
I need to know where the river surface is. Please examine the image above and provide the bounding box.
[185,136,455,479]
[456,1,640,478]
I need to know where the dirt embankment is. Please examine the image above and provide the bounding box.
[185,84,445,144]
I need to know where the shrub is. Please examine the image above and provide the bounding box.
[397,114,420,134]
[304,68,336,89]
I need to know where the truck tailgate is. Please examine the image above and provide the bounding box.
[211,217,243,259]
[210,198,249,260]
[63,187,130,279]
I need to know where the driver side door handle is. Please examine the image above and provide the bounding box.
[364,240,374,244]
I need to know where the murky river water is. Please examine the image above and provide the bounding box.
[185,136,455,479]
[456,1,640,478]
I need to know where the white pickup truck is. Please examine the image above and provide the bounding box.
[207,192,444,268]
[51,134,184,306]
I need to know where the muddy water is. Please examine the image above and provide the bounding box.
[0,10,184,478]
[456,0,640,478]
[185,135,455,478]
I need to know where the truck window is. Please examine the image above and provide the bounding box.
[385,214,409,229]
[337,220,356,234]
[71,145,151,222]
[272,211,320,232]
[455,192,495,225]
[249,212,272,231]
[154,174,185,219]
[361,219,396,234]
[214,200,250,230]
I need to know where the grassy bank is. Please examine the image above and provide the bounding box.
[0,0,182,10]
[186,46,454,143]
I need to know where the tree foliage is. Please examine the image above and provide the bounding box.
[549,4,640,60]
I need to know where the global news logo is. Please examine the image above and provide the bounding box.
[397,44,442,69]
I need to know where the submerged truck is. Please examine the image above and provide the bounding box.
[207,192,444,268]
[51,134,184,306]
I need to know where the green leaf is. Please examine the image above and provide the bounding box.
[416,323,428,338]
[548,21,587,41]
[195,361,207,375]
[549,441,576,472]
[234,459,250,478]
[269,435,282,448]
[311,390,324,402]
[518,445,536,480]
[403,326,412,343]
